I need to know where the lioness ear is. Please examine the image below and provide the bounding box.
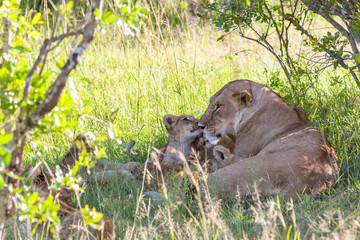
[231,90,252,107]
[213,145,230,161]
[163,114,177,131]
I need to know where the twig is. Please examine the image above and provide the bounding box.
[77,114,108,125]
[39,10,60,76]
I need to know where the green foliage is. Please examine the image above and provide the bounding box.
[19,193,61,235]
[203,0,360,91]
[1,0,360,239]
[0,0,137,237]
[17,143,101,236]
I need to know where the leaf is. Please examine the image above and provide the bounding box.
[29,192,38,205]
[217,34,226,41]
[2,152,11,166]
[272,5,281,11]
[93,212,103,223]
[29,30,42,38]
[0,175,4,189]
[66,1,74,12]
[14,46,33,53]
[289,102,294,110]
[354,54,360,64]
[97,147,106,159]
[0,133,13,145]
[339,61,348,69]
[94,8,100,18]
[102,11,116,24]
[31,13,42,25]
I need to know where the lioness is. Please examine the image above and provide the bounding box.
[28,168,114,239]
[199,80,338,198]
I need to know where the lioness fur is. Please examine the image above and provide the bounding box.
[29,168,114,239]
[199,80,338,199]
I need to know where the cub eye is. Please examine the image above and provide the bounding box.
[214,104,221,112]
[182,118,190,122]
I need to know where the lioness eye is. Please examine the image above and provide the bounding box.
[183,118,190,122]
[214,104,221,112]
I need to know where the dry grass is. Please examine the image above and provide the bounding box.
[6,7,360,239]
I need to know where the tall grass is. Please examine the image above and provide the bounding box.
[10,5,360,239]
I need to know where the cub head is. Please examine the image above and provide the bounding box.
[199,80,252,145]
[163,114,202,142]
[31,167,54,200]
[212,145,235,170]
[213,145,232,163]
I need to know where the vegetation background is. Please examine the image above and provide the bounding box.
[2,0,360,238]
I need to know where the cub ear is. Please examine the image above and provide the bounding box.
[231,90,252,107]
[213,145,230,162]
[30,166,42,180]
[163,114,177,131]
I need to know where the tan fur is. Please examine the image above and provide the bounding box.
[199,80,339,199]
[147,114,236,173]
[161,114,202,164]
[30,168,114,239]
[211,145,239,171]
[60,135,142,185]
[191,134,236,172]
[60,134,95,174]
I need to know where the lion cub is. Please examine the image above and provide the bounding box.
[29,167,114,239]
[211,145,239,170]
[147,114,236,173]
[161,114,203,164]
[60,134,141,183]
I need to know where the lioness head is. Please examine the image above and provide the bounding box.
[163,114,202,142]
[199,80,252,145]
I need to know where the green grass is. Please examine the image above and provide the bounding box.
[13,20,360,239]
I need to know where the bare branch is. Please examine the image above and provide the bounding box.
[1,18,12,134]
[1,18,11,64]
[19,29,86,122]
[237,26,295,92]
[39,11,61,76]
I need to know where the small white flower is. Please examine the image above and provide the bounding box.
[124,26,134,36]
[85,131,96,141]
[54,114,61,126]
[30,141,37,149]
[116,20,123,27]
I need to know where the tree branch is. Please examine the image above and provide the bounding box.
[0,0,102,223]
[302,0,354,20]
[19,29,86,122]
